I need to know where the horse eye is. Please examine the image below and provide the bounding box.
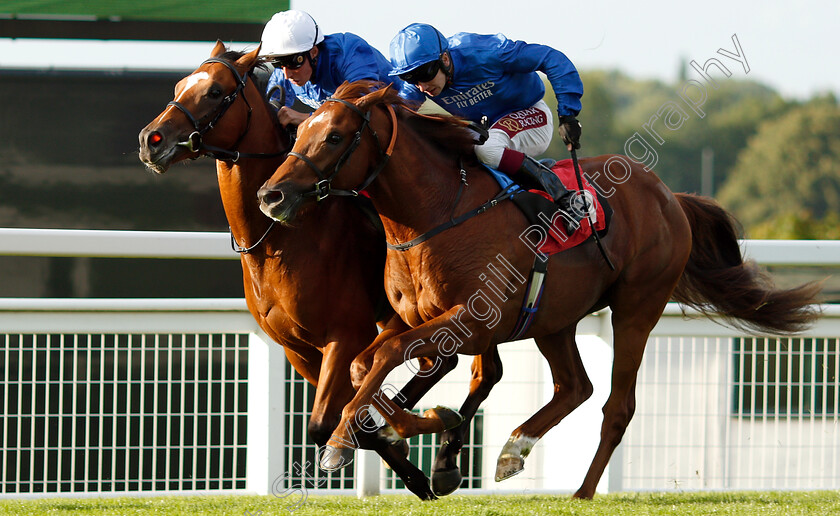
[326,133,342,145]
[208,87,223,99]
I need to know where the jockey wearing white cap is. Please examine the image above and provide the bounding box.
[260,10,410,127]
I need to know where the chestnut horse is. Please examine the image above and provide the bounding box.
[138,44,456,500]
[257,81,822,499]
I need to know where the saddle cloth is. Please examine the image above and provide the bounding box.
[485,159,608,257]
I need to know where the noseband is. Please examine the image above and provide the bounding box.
[288,97,397,200]
[166,58,251,155]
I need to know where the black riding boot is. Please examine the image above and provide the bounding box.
[517,156,585,235]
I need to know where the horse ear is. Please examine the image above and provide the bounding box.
[356,84,393,111]
[211,40,227,58]
[235,45,262,71]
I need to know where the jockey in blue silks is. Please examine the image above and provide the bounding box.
[389,23,585,232]
[260,10,411,128]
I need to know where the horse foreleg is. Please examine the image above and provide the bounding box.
[349,313,408,390]
[345,316,458,446]
[283,345,322,387]
[397,355,460,409]
[322,305,484,471]
[495,326,593,483]
[307,339,370,448]
[351,313,460,411]
[349,314,460,468]
[431,347,503,496]
[302,335,435,499]
[354,426,437,500]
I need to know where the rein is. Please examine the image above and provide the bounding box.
[230,220,277,253]
[386,169,521,252]
[166,57,287,162]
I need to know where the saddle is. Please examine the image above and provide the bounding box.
[483,158,614,341]
[484,159,613,258]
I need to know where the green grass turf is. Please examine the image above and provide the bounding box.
[1,491,839,515]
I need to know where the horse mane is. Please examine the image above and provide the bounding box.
[333,81,480,158]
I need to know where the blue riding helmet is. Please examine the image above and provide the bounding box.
[388,23,448,76]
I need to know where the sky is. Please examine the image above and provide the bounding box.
[0,0,837,101]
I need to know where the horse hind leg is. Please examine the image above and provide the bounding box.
[494,326,593,482]
[572,316,647,499]
[573,271,679,499]
[431,347,503,496]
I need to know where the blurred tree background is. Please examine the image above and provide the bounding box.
[541,69,839,240]
[717,95,840,238]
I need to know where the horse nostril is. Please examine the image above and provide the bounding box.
[148,131,164,147]
[258,185,284,206]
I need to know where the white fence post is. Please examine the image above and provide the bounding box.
[597,308,626,494]
[608,441,625,493]
[355,449,381,498]
[247,331,287,495]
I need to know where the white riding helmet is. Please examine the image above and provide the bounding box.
[260,10,324,57]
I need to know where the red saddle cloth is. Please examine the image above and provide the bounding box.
[526,159,606,257]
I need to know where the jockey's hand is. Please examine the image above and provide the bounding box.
[276,107,309,128]
[558,115,582,151]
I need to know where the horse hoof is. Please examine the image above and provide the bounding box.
[424,406,464,430]
[494,454,524,481]
[431,467,462,496]
[319,445,355,471]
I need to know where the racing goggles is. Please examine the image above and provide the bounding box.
[399,60,441,84]
[268,52,308,70]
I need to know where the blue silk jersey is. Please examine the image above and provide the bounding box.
[266,32,412,110]
[400,32,583,122]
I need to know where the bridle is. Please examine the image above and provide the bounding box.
[284,96,517,252]
[287,97,398,201]
[166,57,286,162]
[166,56,287,254]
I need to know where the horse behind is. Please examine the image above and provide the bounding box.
[257,81,821,499]
[137,45,455,500]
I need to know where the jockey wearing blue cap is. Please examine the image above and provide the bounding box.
[390,23,585,229]
[260,10,409,127]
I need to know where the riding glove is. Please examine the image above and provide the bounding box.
[558,115,582,150]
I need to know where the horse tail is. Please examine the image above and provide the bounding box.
[672,193,822,335]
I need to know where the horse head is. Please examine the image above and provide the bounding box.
[138,41,270,174]
[257,81,397,224]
